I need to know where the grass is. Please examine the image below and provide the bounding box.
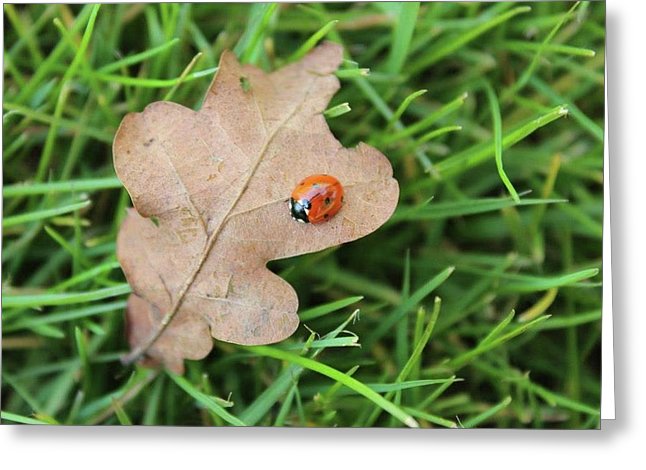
[2,2,604,428]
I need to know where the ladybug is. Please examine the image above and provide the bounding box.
[289,174,344,224]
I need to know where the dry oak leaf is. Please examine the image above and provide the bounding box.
[114,42,399,374]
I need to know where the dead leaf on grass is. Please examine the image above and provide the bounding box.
[113,42,399,373]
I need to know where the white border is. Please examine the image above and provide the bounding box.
[4,1,645,468]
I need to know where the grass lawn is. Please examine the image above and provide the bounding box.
[2,1,604,428]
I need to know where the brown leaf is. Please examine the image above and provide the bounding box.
[113,42,399,373]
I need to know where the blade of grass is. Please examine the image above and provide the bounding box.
[462,396,512,428]
[74,327,91,394]
[323,102,351,119]
[36,4,101,183]
[50,260,122,292]
[364,267,454,346]
[482,80,520,202]
[502,40,596,58]
[382,92,468,144]
[505,1,582,97]
[352,75,435,173]
[234,3,278,64]
[384,2,420,74]
[13,5,93,104]
[385,88,427,131]
[392,197,566,222]
[534,310,600,330]
[410,5,532,73]
[402,406,457,428]
[98,37,180,73]
[479,310,516,347]
[239,310,360,425]
[363,298,444,426]
[2,199,91,228]
[91,67,218,88]
[2,102,114,143]
[498,267,599,293]
[529,76,603,142]
[4,300,127,331]
[163,52,203,101]
[167,372,246,426]
[2,284,131,308]
[327,378,459,397]
[447,315,551,369]
[111,398,133,425]
[288,19,339,62]
[518,288,558,322]
[245,345,419,428]
[1,411,50,425]
[437,105,569,177]
[284,335,360,350]
[299,296,364,321]
[415,125,462,144]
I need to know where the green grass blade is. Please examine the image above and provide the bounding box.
[2,199,91,228]
[402,406,457,428]
[462,396,512,428]
[92,67,218,88]
[534,310,600,330]
[363,298,444,426]
[323,102,351,119]
[437,105,569,177]
[448,315,552,369]
[2,284,131,308]
[392,197,566,222]
[508,1,582,95]
[352,75,435,173]
[529,76,604,142]
[365,267,454,346]
[246,345,419,428]
[239,311,360,425]
[98,37,180,73]
[503,40,596,58]
[479,310,516,346]
[36,4,102,183]
[334,378,458,396]
[498,268,599,293]
[5,300,128,332]
[299,295,364,321]
[529,382,600,416]
[13,5,93,104]
[288,19,339,62]
[385,2,420,74]
[1,411,50,425]
[167,372,246,426]
[382,92,468,144]
[483,80,519,202]
[111,398,133,425]
[385,88,427,131]
[416,125,462,144]
[410,5,531,73]
[234,3,278,64]
[2,102,114,143]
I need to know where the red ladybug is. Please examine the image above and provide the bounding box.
[289,174,344,224]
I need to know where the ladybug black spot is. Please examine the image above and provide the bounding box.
[324,214,329,219]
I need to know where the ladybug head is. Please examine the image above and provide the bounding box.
[289,198,310,224]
